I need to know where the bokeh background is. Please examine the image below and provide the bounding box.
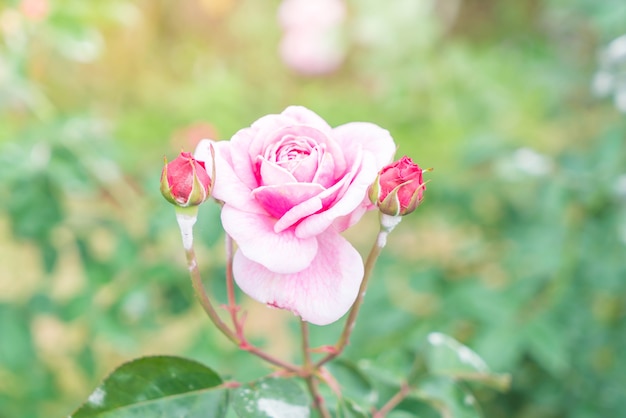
[1,0,626,417]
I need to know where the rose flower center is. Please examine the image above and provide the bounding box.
[266,135,323,180]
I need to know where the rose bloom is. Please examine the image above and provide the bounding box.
[195,106,395,325]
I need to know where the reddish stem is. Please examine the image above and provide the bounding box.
[182,222,299,372]
[373,382,411,418]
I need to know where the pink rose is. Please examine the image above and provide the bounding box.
[160,152,212,208]
[368,156,426,216]
[277,0,347,76]
[195,106,395,325]
[279,30,346,76]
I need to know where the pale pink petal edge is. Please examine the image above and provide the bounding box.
[232,229,364,325]
[221,205,318,274]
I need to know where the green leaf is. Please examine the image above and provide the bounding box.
[524,318,569,376]
[70,355,227,418]
[413,376,482,418]
[327,359,378,407]
[424,333,511,391]
[386,412,423,418]
[358,349,417,389]
[335,397,369,418]
[232,377,310,418]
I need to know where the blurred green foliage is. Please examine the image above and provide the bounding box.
[1,0,626,417]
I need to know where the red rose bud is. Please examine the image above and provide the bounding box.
[160,152,212,207]
[368,156,427,216]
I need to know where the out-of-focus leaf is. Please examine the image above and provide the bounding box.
[424,333,511,391]
[232,377,309,418]
[70,356,227,418]
[387,411,423,418]
[335,397,369,418]
[524,318,569,377]
[473,322,524,372]
[412,376,483,418]
[327,359,378,407]
[0,305,36,372]
[357,348,416,388]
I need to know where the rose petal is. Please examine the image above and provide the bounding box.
[293,122,396,237]
[233,229,363,325]
[194,140,265,214]
[332,199,371,232]
[281,106,333,135]
[252,182,325,219]
[290,149,319,182]
[333,122,396,168]
[259,157,297,185]
[264,125,326,154]
[221,205,318,274]
[273,197,323,233]
[295,148,374,238]
[311,151,335,188]
[229,114,296,190]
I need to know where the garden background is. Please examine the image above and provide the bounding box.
[1,0,626,417]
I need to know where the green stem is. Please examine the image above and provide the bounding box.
[185,244,240,345]
[301,320,312,370]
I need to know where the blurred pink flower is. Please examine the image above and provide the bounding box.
[195,106,395,325]
[277,0,347,76]
[279,30,345,76]
[278,0,346,31]
[19,0,49,22]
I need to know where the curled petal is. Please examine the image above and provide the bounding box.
[252,182,325,219]
[221,205,318,274]
[274,197,323,233]
[232,230,363,325]
[258,157,297,186]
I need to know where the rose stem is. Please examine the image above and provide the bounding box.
[315,225,390,368]
[301,319,313,371]
[224,233,242,334]
[178,212,239,345]
[301,320,331,418]
[372,382,411,418]
[179,212,300,372]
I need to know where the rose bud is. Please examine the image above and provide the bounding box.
[160,151,212,207]
[368,156,427,216]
